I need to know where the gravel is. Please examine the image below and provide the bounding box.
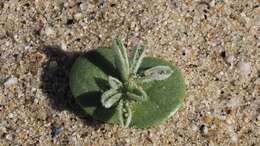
[0,0,259,145]
[238,60,251,75]
[3,77,18,88]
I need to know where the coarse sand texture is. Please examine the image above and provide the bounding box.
[0,0,259,145]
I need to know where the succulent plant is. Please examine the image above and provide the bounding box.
[70,38,185,128]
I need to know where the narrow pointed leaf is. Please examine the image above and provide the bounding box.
[142,65,173,83]
[108,76,122,89]
[127,84,147,101]
[127,92,145,101]
[117,100,132,127]
[127,81,148,101]
[101,89,122,108]
[115,39,129,72]
[125,104,132,127]
[118,100,124,127]
[112,38,129,81]
[130,44,145,74]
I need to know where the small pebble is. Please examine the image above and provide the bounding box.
[51,124,62,138]
[226,116,234,125]
[0,126,7,133]
[254,78,260,85]
[227,97,241,108]
[4,77,17,88]
[61,41,67,51]
[191,124,198,131]
[238,61,251,75]
[44,26,55,37]
[200,125,208,135]
[5,133,14,141]
[230,134,238,144]
[226,55,235,64]
[220,51,226,58]
[74,13,82,20]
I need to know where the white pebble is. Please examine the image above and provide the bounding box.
[5,134,14,141]
[61,41,67,51]
[74,13,82,20]
[44,26,55,37]
[200,125,208,135]
[227,97,241,108]
[238,61,251,75]
[191,124,198,131]
[4,77,17,88]
[230,134,238,144]
[228,125,238,144]
[255,78,260,85]
[202,127,208,135]
[8,112,14,118]
[226,55,235,64]
[0,125,7,133]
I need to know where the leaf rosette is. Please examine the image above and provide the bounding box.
[70,38,185,128]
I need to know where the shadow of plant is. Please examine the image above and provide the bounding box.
[41,46,104,128]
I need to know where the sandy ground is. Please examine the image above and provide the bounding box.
[0,0,260,145]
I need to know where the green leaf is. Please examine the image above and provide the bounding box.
[127,83,147,101]
[117,100,132,127]
[125,103,132,127]
[142,65,174,83]
[108,76,122,89]
[112,38,129,81]
[117,100,124,127]
[127,91,146,101]
[101,89,122,108]
[130,44,145,74]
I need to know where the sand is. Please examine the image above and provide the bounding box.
[0,0,259,145]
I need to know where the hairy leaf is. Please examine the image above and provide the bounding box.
[108,76,122,89]
[118,100,124,127]
[70,47,186,128]
[125,103,132,127]
[127,80,148,101]
[127,92,145,101]
[117,100,132,127]
[130,44,145,74]
[127,85,147,101]
[101,89,122,108]
[112,38,129,81]
[142,65,173,83]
